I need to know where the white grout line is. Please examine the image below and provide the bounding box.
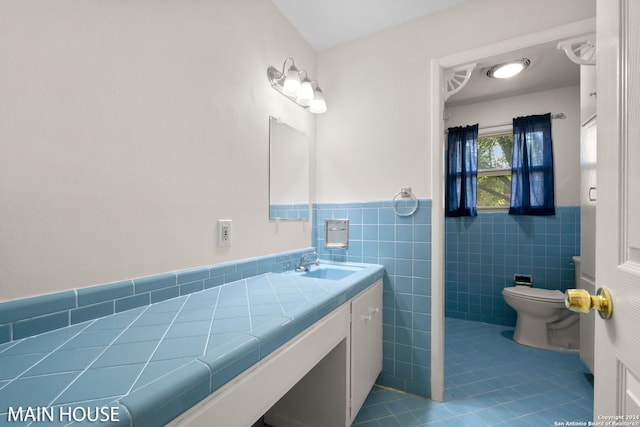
[243,279,252,333]
[124,296,192,395]
[44,305,153,409]
[201,287,221,356]
[0,336,21,356]
[0,320,98,393]
[264,275,287,317]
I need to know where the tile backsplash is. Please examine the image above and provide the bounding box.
[313,200,432,398]
[0,248,313,344]
[269,203,310,220]
[445,206,580,326]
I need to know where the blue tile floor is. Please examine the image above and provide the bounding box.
[352,318,593,426]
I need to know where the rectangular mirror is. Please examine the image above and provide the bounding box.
[269,116,310,220]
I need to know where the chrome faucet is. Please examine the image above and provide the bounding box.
[295,252,320,272]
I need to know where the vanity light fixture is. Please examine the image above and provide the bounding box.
[267,58,327,113]
[486,58,531,79]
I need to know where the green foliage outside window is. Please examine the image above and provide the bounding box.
[477,133,513,208]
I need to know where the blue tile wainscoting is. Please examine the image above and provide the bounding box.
[313,199,432,398]
[0,200,586,420]
[268,203,310,220]
[0,248,314,344]
[445,206,581,326]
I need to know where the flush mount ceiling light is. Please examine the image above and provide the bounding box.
[486,58,531,79]
[267,58,327,113]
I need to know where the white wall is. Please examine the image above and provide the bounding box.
[0,0,596,301]
[0,0,316,301]
[444,85,581,206]
[315,0,595,203]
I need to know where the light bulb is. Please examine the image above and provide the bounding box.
[486,59,530,79]
[309,87,327,114]
[282,65,301,96]
[492,63,524,78]
[297,78,314,106]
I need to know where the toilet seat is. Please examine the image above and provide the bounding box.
[502,286,565,303]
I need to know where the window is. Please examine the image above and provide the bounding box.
[477,131,513,208]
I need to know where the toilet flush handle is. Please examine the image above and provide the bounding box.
[564,288,613,319]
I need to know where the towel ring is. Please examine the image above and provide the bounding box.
[392,187,418,217]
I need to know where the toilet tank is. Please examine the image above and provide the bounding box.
[574,256,595,374]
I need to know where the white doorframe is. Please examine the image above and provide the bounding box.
[429,17,596,402]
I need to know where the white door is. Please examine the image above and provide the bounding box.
[594,0,640,418]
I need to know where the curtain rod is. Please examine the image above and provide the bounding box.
[444,113,566,133]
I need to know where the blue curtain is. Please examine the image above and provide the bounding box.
[509,113,555,216]
[446,124,478,217]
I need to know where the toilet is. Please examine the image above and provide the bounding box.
[502,285,580,351]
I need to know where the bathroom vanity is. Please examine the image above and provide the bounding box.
[170,276,383,427]
[0,261,384,427]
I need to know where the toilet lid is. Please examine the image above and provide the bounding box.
[502,286,565,303]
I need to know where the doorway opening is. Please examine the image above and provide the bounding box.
[429,18,596,403]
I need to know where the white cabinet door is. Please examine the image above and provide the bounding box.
[350,279,383,423]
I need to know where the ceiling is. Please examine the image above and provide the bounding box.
[445,41,580,107]
[270,0,580,107]
[270,0,475,51]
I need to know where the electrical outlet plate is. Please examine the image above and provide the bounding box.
[218,220,232,247]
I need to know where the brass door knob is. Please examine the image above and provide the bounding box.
[565,287,613,319]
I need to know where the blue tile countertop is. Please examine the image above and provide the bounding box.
[0,262,384,427]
